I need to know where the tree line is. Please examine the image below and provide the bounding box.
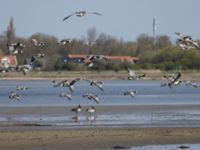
[0,17,200,71]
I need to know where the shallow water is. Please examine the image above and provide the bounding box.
[0,79,200,127]
[0,80,200,106]
[106,144,200,150]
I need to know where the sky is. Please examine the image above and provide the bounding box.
[0,0,200,42]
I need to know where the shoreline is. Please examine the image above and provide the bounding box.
[0,70,200,81]
[0,104,200,115]
[0,127,200,150]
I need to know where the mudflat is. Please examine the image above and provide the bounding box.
[0,127,200,150]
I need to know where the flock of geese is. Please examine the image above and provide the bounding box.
[7,68,199,122]
[1,10,200,122]
[175,32,200,50]
[1,8,199,75]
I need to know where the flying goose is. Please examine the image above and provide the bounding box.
[124,90,137,97]
[84,79,104,91]
[184,80,198,88]
[16,86,30,91]
[7,42,24,54]
[53,78,82,92]
[83,93,100,104]
[57,39,72,45]
[9,91,21,100]
[59,93,72,100]
[32,38,45,47]
[16,64,33,76]
[175,32,200,50]
[127,68,146,80]
[163,72,182,88]
[63,10,102,21]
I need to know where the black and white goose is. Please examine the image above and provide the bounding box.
[16,64,33,76]
[7,42,24,54]
[53,78,81,92]
[57,39,72,45]
[31,38,45,47]
[35,52,45,58]
[86,106,96,116]
[59,93,72,100]
[167,72,182,88]
[124,90,137,97]
[84,79,104,91]
[63,10,102,21]
[127,68,146,80]
[83,93,100,104]
[184,80,198,88]
[9,91,21,100]
[16,85,30,91]
[71,105,82,115]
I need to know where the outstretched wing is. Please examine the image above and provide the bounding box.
[63,13,75,21]
[89,12,102,16]
[128,68,136,77]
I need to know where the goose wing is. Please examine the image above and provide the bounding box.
[128,68,136,77]
[63,13,75,21]
[89,12,102,16]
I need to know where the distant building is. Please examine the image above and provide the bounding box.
[0,55,18,68]
[109,56,139,63]
[65,54,139,65]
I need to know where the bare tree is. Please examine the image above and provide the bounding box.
[6,17,16,44]
[86,27,98,45]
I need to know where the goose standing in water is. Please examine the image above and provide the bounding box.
[83,93,100,104]
[124,90,137,97]
[71,105,82,115]
[63,10,102,21]
[86,106,96,116]
[59,93,72,100]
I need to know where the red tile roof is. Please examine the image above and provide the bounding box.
[0,55,18,66]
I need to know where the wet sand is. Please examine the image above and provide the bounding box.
[0,105,200,149]
[0,127,200,150]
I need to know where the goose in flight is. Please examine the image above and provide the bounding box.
[9,91,21,100]
[175,32,200,50]
[84,79,104,91]
[16,86,30,91]
[162,72,182,88]
[32,38,45,47]
[7,42,24,54]
[57,39,72,45]
[83,93,100,104]
[184,80,198,88]
[16,64,33,76]
[59,93,72,100]
[127,68,146,80]
[63,10,102,21]
[53,78,82,92]
[124,90,137,97]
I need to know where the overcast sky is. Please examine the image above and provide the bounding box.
[1,0,200,41]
